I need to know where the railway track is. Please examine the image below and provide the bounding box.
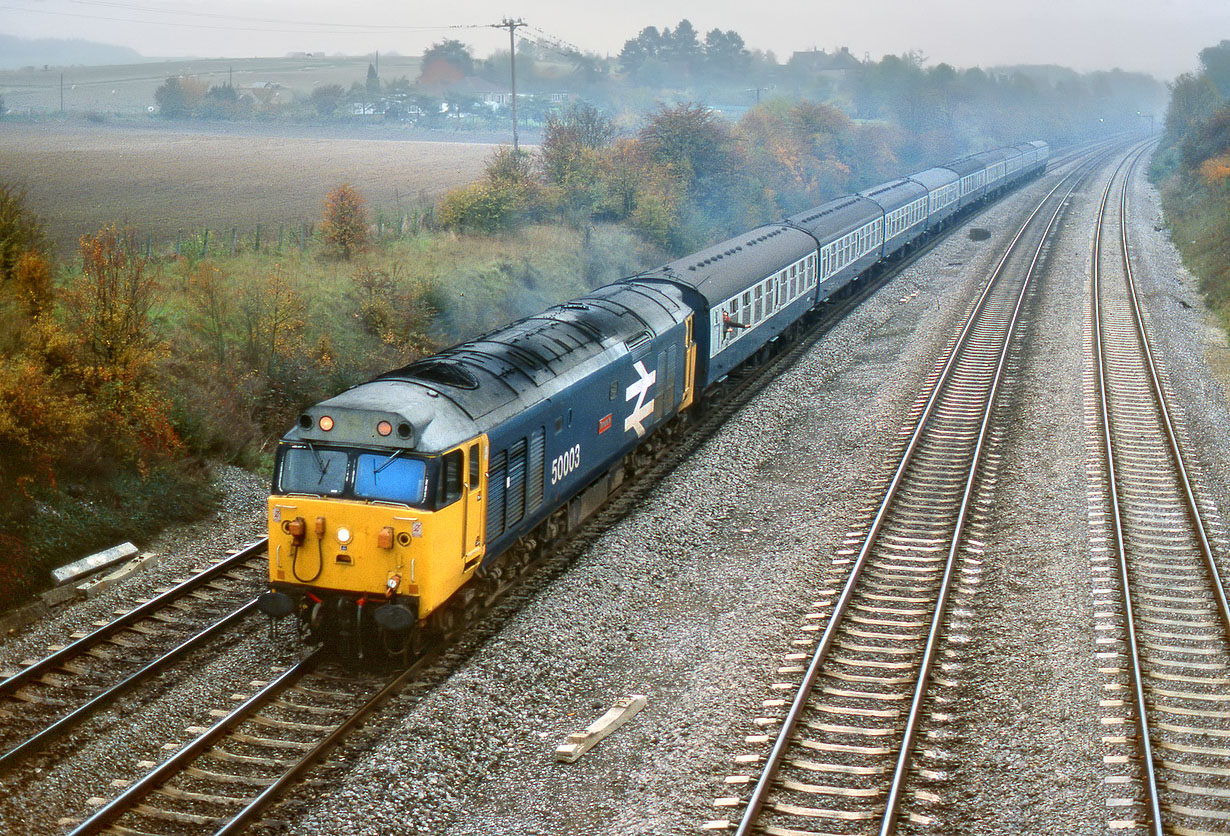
[60,649,428,836]
[704,144,1119,835]
[0,540,268,772]
[1089,141,1230,834]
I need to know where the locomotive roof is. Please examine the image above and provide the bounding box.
[287,281,690,454]
[630,223,818,307]
[858,177,928,212]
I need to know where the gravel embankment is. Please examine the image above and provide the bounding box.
[0,465,279,836]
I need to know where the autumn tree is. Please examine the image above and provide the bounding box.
[1167,72,1222,139]
[1199,40,1230,99]
[639,102,734,187]
[62,224,179,470]
[540,104,617,222]
[0,182,47,285]
[310,84,346,116]
[351,265,438,364]
[238,263,307,383]
[154,75,208,118]
[13,251,52,319]
[66,224,158,372]
[419,40,474,86]
[321,183,368,259]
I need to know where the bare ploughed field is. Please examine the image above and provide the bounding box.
[1,121,499,254]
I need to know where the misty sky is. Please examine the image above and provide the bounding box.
[4,0,1227,79]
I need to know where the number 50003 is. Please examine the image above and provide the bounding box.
[550,445,581,485]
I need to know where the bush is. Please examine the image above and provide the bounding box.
[321,183,368,259]
[438,148,540,233]
[0,462,218,611]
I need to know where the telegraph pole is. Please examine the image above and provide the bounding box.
[492,17,526,149]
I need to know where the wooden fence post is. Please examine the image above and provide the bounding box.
[202,228,210,258]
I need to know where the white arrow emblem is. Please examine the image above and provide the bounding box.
[624,360,656,438]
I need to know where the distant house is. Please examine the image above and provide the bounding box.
[789,47,862,82]
[421,75,512,108]
[238,82,291,107]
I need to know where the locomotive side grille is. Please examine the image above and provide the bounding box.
[527,429,545,512]
[487,450,507,537]
[506,439,527,524]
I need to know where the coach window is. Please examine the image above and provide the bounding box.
[468,443,480,487]
[439,450,464,506]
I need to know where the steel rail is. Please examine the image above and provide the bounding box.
[0,599,259,770]
[212,656,429,836]
[878,142,1086,836]
[735,146,1112,836]
[1116,143,1230,640]
[0,538,268,698]
[1092,141,1164,836]
[64,648,324,836]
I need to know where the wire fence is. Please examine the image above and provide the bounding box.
[143,207,436,261]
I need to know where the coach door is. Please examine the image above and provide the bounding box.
[681,316,696,410]
[463,437,487,570]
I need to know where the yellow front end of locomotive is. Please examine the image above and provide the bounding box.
[265,439,488,623]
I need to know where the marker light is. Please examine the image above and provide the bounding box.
[336,527,352,544]
[318,415,334,431]
[377,420,393,437]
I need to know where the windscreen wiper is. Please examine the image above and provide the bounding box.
[304,442,330,483]
[374,448,404,475]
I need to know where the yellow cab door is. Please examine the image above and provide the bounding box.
[463,436,487,570]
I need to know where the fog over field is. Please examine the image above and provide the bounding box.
[4,0,1226,78]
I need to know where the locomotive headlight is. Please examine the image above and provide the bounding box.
[318,415,334,431]
[336,526,353,545]
[377,420,393,437]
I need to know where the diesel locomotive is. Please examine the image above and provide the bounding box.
[257,140,1049,659]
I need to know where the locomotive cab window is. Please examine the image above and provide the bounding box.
[354,452,428,506]
[438,450,464,506]
[278,445,348,496]
[468,443,480,487]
